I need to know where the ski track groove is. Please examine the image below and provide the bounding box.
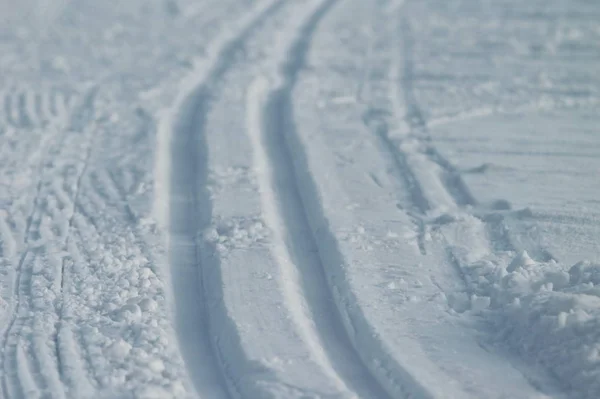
[397,17,478,209]
[375,9,555,267]
[399,15,555,264]
[356,3,376,104]
[315,3,562,396]
[1,93,8,126]
[251,0,436,397]
[245,0,396,395]
[358,3,429,256]
[374,125,431,215]
[162,1,290,398]
[368,9,563,396]
[7,90,20,127]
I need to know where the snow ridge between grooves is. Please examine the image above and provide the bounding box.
[249,0,435,397]
[156,1,286,397]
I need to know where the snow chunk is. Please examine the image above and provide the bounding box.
[204,217,269,251]
[113,303,143,323]
[506,250,536,273]
[148,359,166,373]
[139,298,158,312]
[106,339,132,360]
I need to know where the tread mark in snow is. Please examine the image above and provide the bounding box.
[0,88,97,399]
[1,87,71,129]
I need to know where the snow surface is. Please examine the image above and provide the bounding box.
[1,0,599,398]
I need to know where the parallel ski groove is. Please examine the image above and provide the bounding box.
[252,0,428,397]
[382,11,509,288]
[374,124,431,215]
[160,1,287,397]
[391,15,555,263]
[398,17,478,209]
[247,7,391,390]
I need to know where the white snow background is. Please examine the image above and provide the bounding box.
[0,0,599,398]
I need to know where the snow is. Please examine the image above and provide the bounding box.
[1,0,599,398]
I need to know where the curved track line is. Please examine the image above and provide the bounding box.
[248,71,389,399]
[395,16,477,209]
[252,0,434,397]
[157,1,287,397]
[388,12,555,264]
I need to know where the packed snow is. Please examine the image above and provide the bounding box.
[0,0,599,398]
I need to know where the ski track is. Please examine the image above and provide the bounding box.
[277,0,570,396]
[356,4,564,396]
[248,79,357,394]
[359,2,429,256]
[161,1,290,398]
[383,10,555,266]
[244,0,394,396]
[276,11,439,399]
[164,0,456,397]
[162,0,401,396]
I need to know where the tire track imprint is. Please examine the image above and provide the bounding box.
[2,127,65,399]
[1,87,71,129]
[0,87,97,399]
